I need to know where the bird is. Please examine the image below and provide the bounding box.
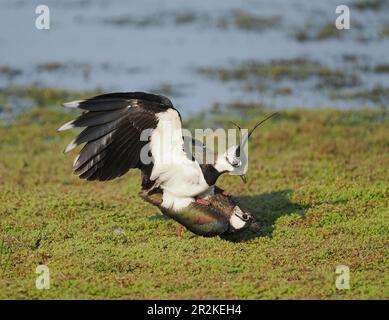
[139,186,259,237]
[58,91,276,233]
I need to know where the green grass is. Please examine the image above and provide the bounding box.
[0,86,102,109]
[231,10,280,32]
[353,0,382,11]
[316,23,342,40]
[330,86,389,103]
[197,59,359,89]
[0,103,388,299]
[380,25,389,38]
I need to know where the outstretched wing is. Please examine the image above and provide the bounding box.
[58,91,182,181]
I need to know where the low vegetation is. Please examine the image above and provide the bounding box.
[198,58,359,90]
[230,10,280,32]
[295,23,343,42]
[330,86,389,104]
[0,87,101,113]
[353,0,382,11]
[380,25,389,38]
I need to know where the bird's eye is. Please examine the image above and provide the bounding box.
[242,213,249,221]
[227,157,240,168]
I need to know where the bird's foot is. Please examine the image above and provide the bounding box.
[196,198,210,206]
[176,224,183,239]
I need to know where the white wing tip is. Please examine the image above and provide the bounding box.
[62,100,85,109]
[64,139,78,153]
[73,153,80,167]
[57,120,75,132]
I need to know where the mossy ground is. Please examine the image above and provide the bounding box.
[0,100,388,299]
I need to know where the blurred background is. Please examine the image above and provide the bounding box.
[0,0,388,118]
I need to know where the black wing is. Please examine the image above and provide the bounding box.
[58,92,177,181]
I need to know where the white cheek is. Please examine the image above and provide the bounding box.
[230,214,246,230]
[215,157,233,172]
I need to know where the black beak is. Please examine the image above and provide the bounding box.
[240,174,247,184]
[248,221,260,231]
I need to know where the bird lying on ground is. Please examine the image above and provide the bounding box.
[58,91,276,235]
[140,186,259,237]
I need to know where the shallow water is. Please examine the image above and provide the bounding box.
[0,0,388,116]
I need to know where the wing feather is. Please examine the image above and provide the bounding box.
[59,92,179,182]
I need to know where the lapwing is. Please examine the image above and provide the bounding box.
[58,92,275,228]
[140,186,259,237]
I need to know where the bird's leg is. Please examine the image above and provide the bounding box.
[196,198,210,206]
[176,223,183,238]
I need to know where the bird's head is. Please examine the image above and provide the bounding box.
[214,144,247,183]
[214,113,278,183]
[228,206,259,232]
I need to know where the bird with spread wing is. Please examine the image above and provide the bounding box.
[58,92,276,236]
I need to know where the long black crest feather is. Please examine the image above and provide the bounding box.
[248,112,278,137]
[230,112,279,157]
